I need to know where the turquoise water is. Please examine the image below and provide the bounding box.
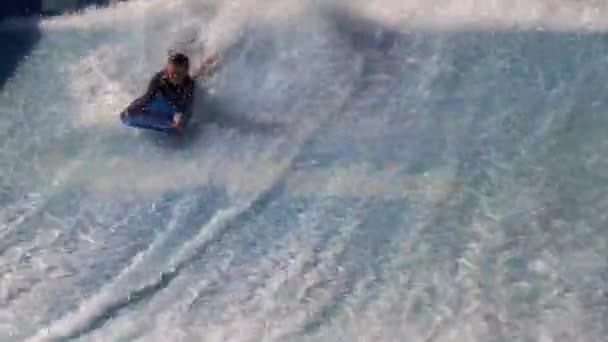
[1,1,607,341]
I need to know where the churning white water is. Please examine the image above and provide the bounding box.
[1,0,607,341]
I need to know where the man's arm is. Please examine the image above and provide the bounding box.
[174,79,195,115]
[171,79,195,130]
[193,55,220,79]
[124,73,162,114]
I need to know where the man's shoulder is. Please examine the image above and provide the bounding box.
[185,75,195,88]
[147,71,165,86]
[155,70,168,81]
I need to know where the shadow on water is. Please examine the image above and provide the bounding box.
[0,20,41,89]
[138,86,286,150]
[0,2,41,21]
[0,1,129,90]
[201,96,286,135]
[0,0,129,20]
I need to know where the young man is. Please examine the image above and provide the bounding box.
[121,52,219,133]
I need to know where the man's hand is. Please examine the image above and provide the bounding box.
[120,110,135,119]
[195,55,220,78]
[173,112,184,132]
[121,109,145,119]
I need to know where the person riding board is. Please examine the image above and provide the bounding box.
[120,52,219,133]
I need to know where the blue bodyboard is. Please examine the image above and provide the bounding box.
[120,95,181,134]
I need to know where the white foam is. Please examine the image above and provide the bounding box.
[5,0,608,340]
[343,0,608,32]
[287,163,457,204]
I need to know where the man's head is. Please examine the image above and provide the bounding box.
[167,53,190,84]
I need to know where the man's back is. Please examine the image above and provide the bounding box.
[125,70,195,115]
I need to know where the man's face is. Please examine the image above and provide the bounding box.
[167,63,188,84]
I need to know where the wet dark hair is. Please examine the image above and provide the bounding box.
[168,52,190,68]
